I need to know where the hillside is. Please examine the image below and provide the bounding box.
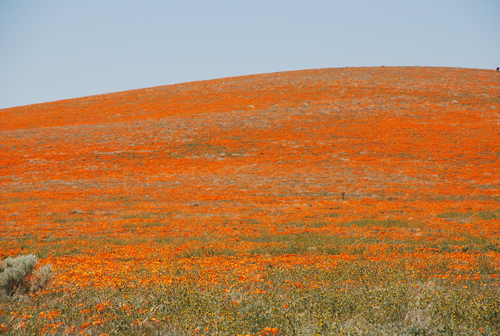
[1,67,500,335]
[1,67,499,217]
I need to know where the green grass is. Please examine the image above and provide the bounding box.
[438,210,500,220]
[345,218,415,228]
[120,212,174,220]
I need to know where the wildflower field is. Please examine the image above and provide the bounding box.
[1,66,500,335]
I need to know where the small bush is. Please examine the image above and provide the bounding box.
[0,254,53,296]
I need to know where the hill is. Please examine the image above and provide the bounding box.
[1,67,500,335]
[1,67,498,212]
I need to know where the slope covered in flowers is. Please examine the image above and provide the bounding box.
[0,67,499,334]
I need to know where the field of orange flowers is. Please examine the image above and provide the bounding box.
[1,66,500,335]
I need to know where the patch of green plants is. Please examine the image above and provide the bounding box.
[344,218,415,228]
[427,235,500,254]
[180,247,239,259]
[308,221,330,228]
[51,212,90,224]
[244,233,388,256]
[476,210,500,220]
[120,212,173,220]
[437,211,471,219]
[242,218,260,225]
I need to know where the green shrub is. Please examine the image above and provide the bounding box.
[0,254,53,296]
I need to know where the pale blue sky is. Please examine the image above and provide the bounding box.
[1,0,499,109]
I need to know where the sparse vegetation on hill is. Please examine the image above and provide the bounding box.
[0,67,499,334]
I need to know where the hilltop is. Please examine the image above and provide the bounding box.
[2,66,499,130]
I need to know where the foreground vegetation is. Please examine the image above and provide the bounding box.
[2,222,500,335]
[1,251,500,335]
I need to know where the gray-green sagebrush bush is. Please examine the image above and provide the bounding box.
[0,254,53,296]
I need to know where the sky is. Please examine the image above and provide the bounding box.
[1,0,499,109]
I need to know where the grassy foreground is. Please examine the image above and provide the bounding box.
[2,224,500,335]
[1,247,500,335]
